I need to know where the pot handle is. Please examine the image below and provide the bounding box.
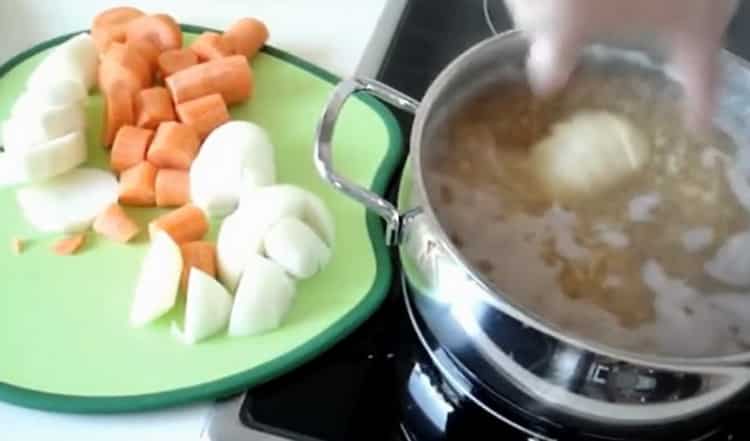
[314,78,419,246]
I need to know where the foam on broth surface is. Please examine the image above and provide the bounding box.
[424,63,750,357]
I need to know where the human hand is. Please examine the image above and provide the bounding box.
[504,0,737,129]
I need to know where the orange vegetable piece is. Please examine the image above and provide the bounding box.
[146,122,200,170]
[126,14,182,52]
[11,237,23,255]
[179,241,217,291]
[99,42,152,92]
[130,39,161,73]
[97,59,142,97]
[93,203,140,243]
[91,6,145,53]
[149,204,208,244]
[155,169,190,207]
[224,18,269,59]
[157,48,198,79]
[190,32,233,61]
[110,125,154,173]
[119,162,158,206]
[175,93,230,139]
[52,234,86,256]
[103,87,135,148]
[165,55,252,105]
[135,87,176,129]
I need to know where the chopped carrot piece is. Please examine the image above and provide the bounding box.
[155,169,190,207]
[149,204,208,244]
[99,42,152,92]
[93,203,140,243]
[126,14,182,52]
[53,234,86,256]
[157,48,198,79]
[119,162,158,206]
[190,32,233,61]
[135,87,176,129]
[110,125,154,173]
[11,237,23,255]
[130,39,161,73]
[103,87,135,148]
[179,241,216,291]
[146,122,200,170]
[175,93,230,139]
[97,59,143,96]
[165,55,252,105]
[224,18,269,59]
[91,6,145,54]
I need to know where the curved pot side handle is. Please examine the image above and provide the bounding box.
[314,77,419,246]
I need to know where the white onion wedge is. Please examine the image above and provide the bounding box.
[171,268,233,344]
[705,231,750,288]
[240,184,335,245]
[130,231,183,327]
[2,103,85,153]
[229,255,296,337]
[264,218,332,279]
[11,80,87,116]
[217,185,335,292]
[28,33,97,92]
[6,131,87,183]
[16,167,117,233]
[190,121,276,218]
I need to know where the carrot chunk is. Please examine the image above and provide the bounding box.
[110,125,154,173]
[103,87,135,148]
[135,87,176,129]
[165,55,252,105]
[175,93,230,139]
[126,14,182,52]
[130,39,161,73]
[11,237,23,255]
[53,234,86,256]
[98,42,152,92]
[91,6,145,53]
[119,162,158,206]
[93,203,140,243]
[146,122,200,170]
[155,169,190,207]
[224,18,269,59]
[149,204,208,244]
[157,48,198,79]
[190,32,233,61]
[179,241,216,290]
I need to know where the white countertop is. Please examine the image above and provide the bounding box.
[0,1,398,440]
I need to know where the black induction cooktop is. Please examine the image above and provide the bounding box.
[206,2,750,440]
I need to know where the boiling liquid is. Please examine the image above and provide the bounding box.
[425,67,750,357]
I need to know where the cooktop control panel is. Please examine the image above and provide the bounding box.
[581,358,703,404]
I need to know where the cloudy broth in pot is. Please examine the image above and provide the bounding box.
[424,64,750,357]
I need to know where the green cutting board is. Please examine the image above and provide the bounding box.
[0,26,403,413]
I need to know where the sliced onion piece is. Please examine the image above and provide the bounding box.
[9,131,87,184]
[228,255,296,337]
[16,167,117,233]
[171,268,233,344]
[2,103,86,153]
[130,231,183,327]
[11,80,87,116]
[264,217,331,279]
[190,121,276,218]
[705,231,750,288]
[28,33,97,92]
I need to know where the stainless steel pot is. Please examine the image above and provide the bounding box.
[314,30,750,430]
